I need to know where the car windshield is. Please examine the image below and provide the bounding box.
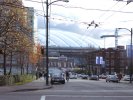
[110,75,117,78]
[52,72,61,77]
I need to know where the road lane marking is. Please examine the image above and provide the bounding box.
[40,96,45,100]
[38,89,133,92]
[43,95,133,98]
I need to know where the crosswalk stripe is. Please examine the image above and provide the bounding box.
[40,96,45,100]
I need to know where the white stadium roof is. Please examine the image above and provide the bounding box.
[37,29,101,48]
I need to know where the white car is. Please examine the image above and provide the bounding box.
[0,69,3,75]
[123,75,133,81]
[69,73,77,79]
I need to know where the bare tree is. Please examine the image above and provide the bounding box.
[0,0,33,75]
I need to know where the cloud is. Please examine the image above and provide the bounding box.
[37,16,45,29]
[37,15,131,48]
[37,15,117,40]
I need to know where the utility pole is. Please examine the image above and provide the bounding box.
[45,0,49,86]
[130,28,132,83]
[45,0,69,86]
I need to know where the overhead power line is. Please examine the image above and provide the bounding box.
[98,1,119,20]
[24,0,45,3]
[24,0,133,14]
[24,0,133,30]
[115,0,133,5]
[52,4,133,14]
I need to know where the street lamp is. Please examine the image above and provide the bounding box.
[117,28,133,83]
[45,0,69,85]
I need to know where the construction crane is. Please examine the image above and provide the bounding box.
[100,28,121,48]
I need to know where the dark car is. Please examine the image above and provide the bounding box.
[89,75,99,80]
[50,72,65,84]
[106,75,119,83]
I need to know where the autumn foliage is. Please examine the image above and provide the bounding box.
[0,0,37,75]
[29,44,42,65]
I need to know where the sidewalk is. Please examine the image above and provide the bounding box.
[0,77,52,93]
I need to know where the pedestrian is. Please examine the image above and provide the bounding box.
[66,71,70,82]
[39,72,42,78]
[117,73,122,82]
[42,71,46,79]
[36,72,38,79]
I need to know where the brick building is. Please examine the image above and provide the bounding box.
[87,46,127,75]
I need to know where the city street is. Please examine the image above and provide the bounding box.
[1,0,133,100]
[0,79,133,100]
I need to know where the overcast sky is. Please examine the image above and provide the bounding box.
[23,0,133,48]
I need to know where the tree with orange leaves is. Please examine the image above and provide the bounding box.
[29,44,44,70]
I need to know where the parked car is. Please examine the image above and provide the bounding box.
[99,74,107,79]
[77,74,83,78]
[0,69,3,75]
[89,75,99,80]
[0,72,3,75]
[69,73,77,79]
[123,75,133,81]
[106,75,119,83]
[81,74,88,79]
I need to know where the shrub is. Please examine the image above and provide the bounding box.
[0,74,36,86]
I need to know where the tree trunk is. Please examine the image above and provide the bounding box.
[3,51,6,75]
[26,63,29,74]
[20,53,23,75]
[8,52,13,75]
[26,54,30,74]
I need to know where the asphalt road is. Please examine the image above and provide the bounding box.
[0,79,133,100]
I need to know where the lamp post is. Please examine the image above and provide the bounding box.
[45,0,69,85]
[117,28,133,83]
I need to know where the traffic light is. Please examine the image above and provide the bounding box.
[41,46,45,55]
[0,49,3,54]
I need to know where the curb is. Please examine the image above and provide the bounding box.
[13,85,53,92]
[0,78,53,93]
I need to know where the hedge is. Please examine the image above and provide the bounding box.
[0,74,36,86]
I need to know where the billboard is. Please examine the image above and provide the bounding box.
[126,45,133,58]
[96,56,103,64]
